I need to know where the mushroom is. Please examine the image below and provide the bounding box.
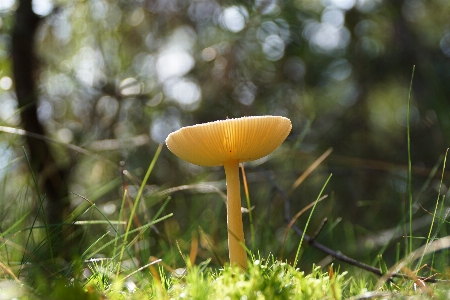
[165,116,292,269]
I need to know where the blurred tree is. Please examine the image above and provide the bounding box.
[12,0,70,256]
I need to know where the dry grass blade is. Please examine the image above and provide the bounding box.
[155,184,227,203]
[198,226,223,265]
[89,134,150,151]
[280,195,328,259]
[150,256,174,273]
[0,261,20,283]
[0,125,118,167]
[122,259,162,281]
[289,148,333,195]
[400,266,433,296]
[348,291,395,300]
[190,230,199,266]
[375,235,450,289]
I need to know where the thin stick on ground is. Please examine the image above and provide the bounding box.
[260,169,442,283]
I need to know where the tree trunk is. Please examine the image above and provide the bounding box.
[12,0,70,258]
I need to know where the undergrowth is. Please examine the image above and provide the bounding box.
[1,149,450,299]
[1,70,450,299]
[116,259,345,299]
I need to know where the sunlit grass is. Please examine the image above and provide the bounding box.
[2,162,449,300]
[1,110,450,298]
[146,257,347,300]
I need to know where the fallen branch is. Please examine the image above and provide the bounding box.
[260,169,442,283]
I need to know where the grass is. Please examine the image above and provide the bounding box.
[144,258,347,300]
[1,148,450,299]
[1,75,450,298]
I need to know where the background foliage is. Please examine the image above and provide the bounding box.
[1,0,450,279]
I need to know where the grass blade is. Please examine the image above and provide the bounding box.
[21,147,53,266]
[116,143,163,277]
[407,65,415,254]
[293,173,332,268]
[240,164,255,251]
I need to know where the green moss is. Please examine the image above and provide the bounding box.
[153,257,346,300]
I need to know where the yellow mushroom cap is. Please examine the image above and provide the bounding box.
[165,116,292,167]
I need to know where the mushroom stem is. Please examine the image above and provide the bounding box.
[223,160,248,270]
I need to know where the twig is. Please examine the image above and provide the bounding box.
[311,218,328,241]
[260,169,441,283]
